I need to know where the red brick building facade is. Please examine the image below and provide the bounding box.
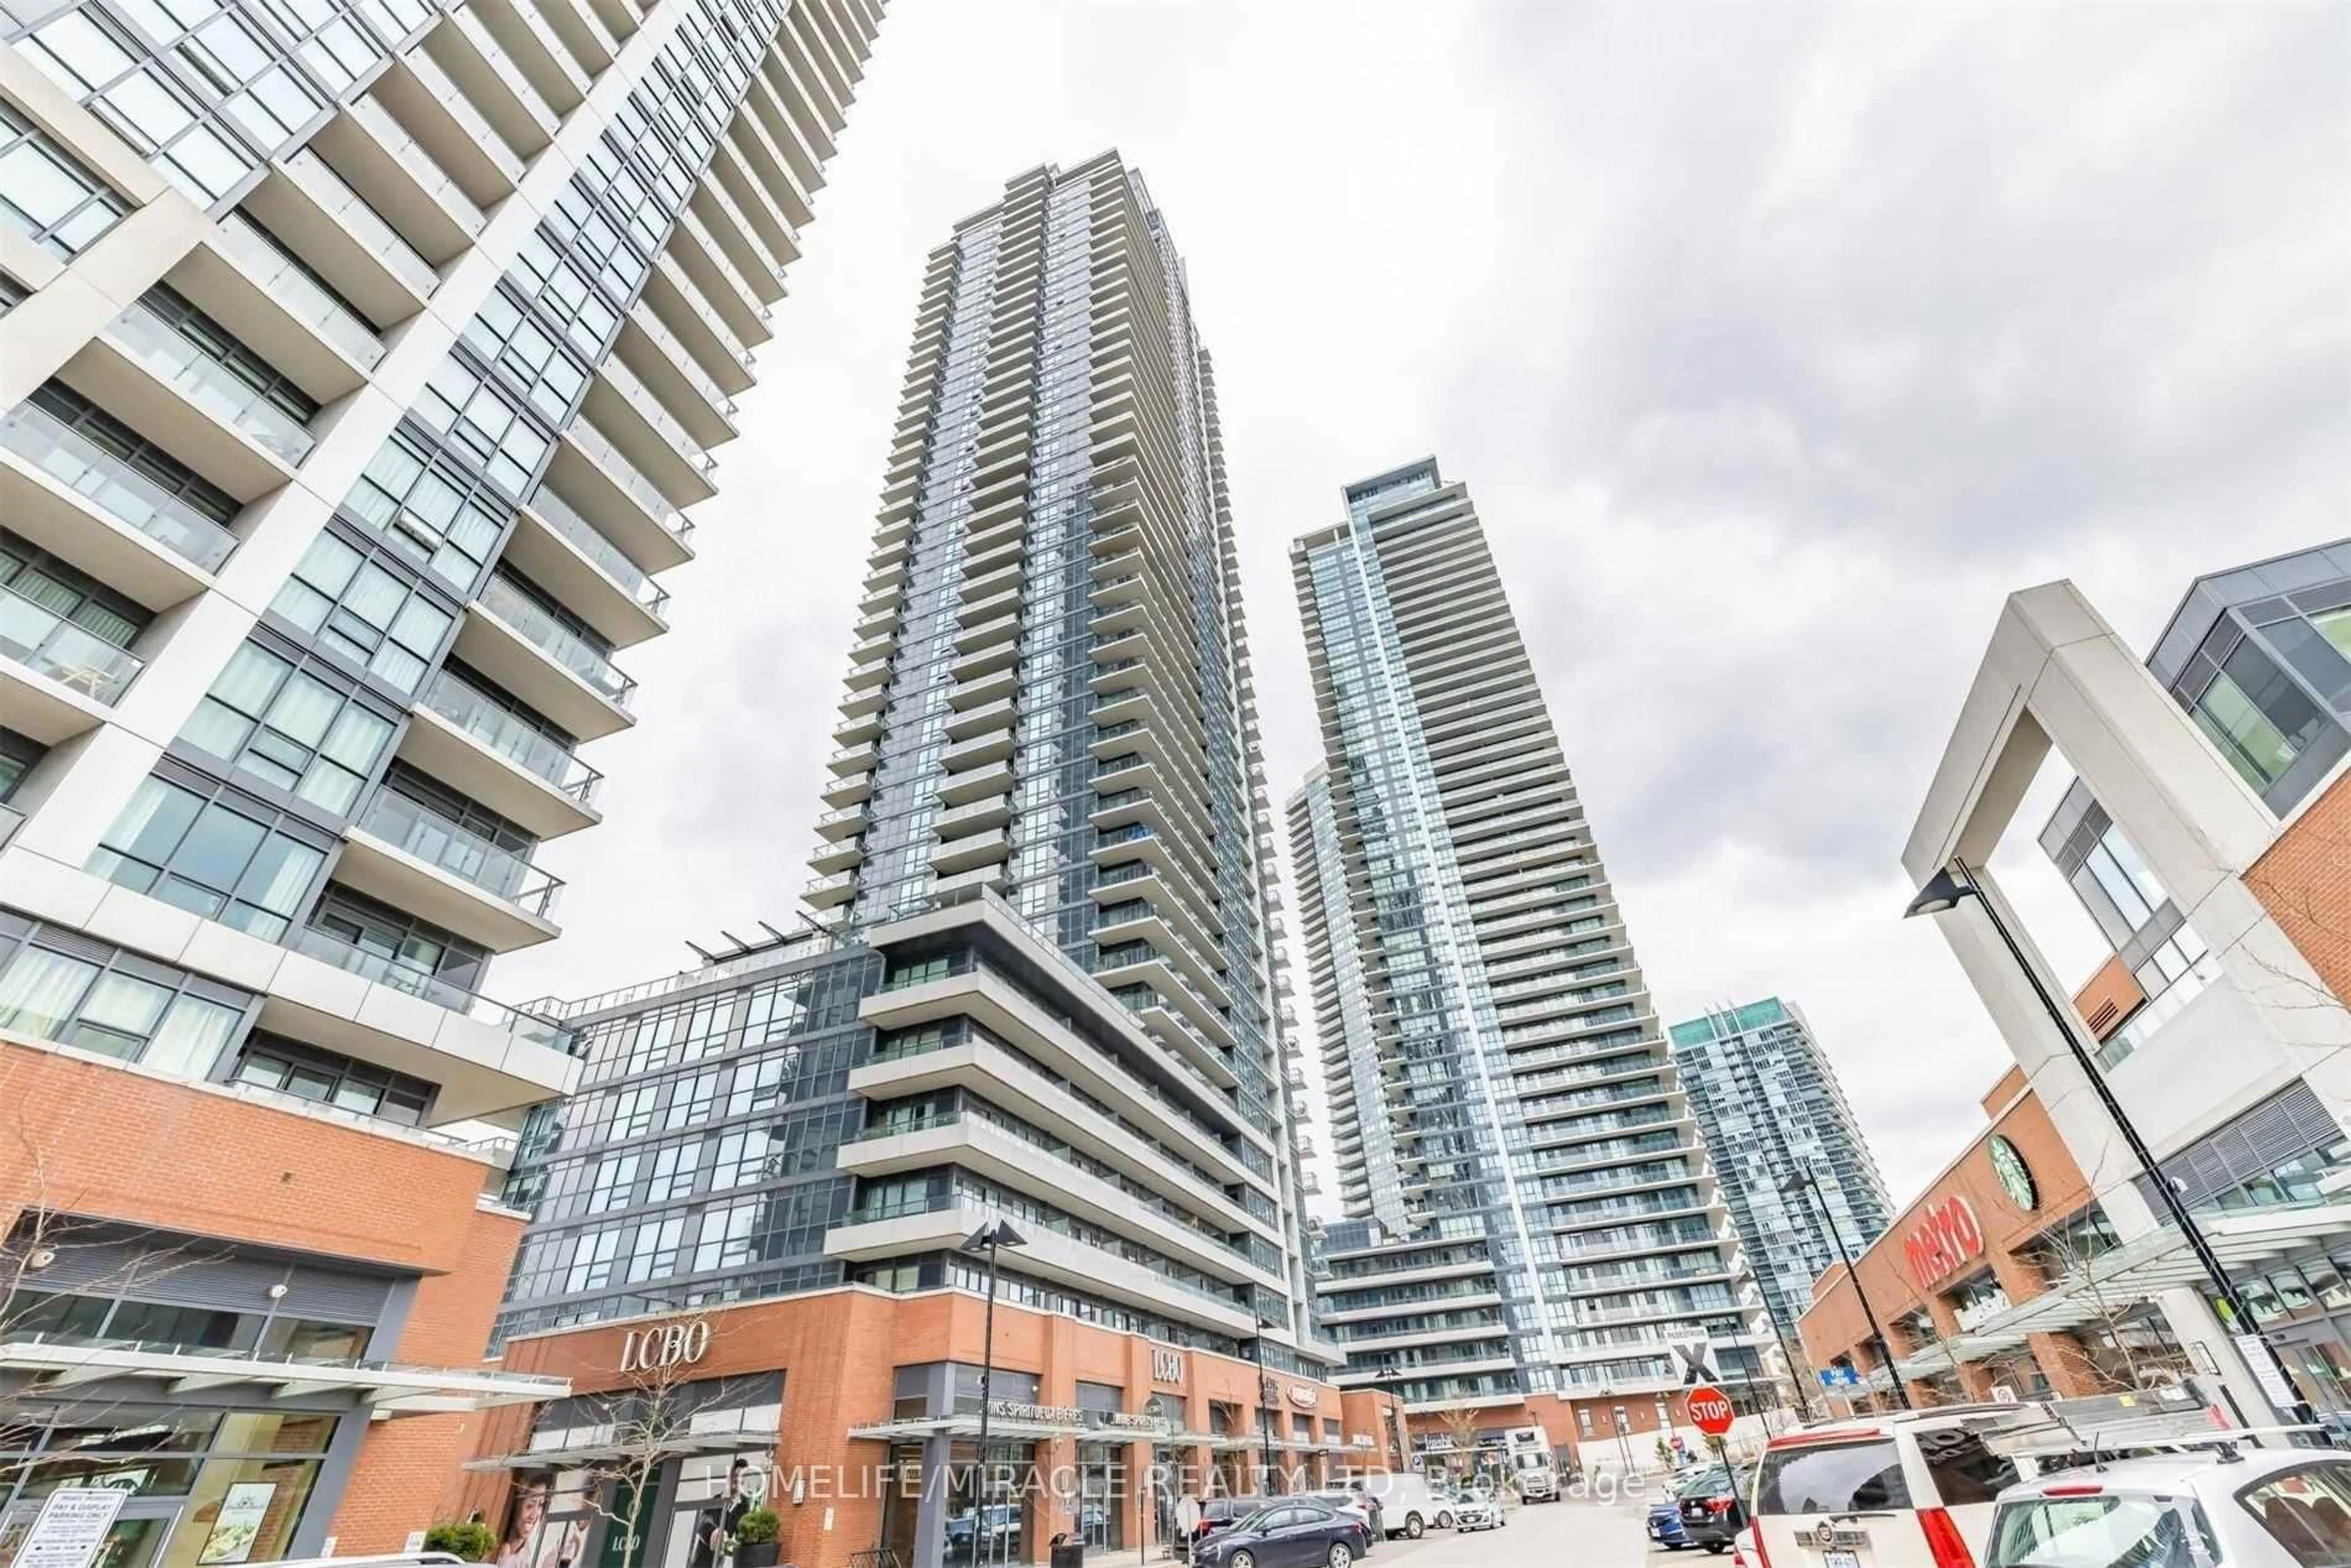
[1,1034,536,1559]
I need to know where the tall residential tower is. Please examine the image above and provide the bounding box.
[473,157,1351,1568]
[1668,998,1892,1349]
[1289,459,1771,1463]
[0,0,883,1551]
[800,152,1326,1356]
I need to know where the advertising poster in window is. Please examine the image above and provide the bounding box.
[198,1484,279,1564]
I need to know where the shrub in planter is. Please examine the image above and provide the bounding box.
[733,1508,781,1568]
[424,1521,498,1562]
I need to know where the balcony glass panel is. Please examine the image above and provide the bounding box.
[279,149,438,298]
[628,301,735,416]
[598,353,713,476]
[0,402,238,572]
[564,415,689,536]
[527,484,675,610]
[419,669,602,805]
[348,96,485,232]
[287,924,580,1052]
[0,579,143,702]
[212,216,385,369]
[656,253,749,366]
[354,787,562,915]
[103,300,315,463]
[478,575,636,707]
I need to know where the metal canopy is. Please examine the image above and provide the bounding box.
[1850,1204,2351,1389]
[465,1426,781,1471]
[1973,1203,2351,1341]
[3,1338,569,1415]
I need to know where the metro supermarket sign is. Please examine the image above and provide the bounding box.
[1902,1195,1984,1285]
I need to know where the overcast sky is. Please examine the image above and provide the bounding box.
[499,0,2351,1206]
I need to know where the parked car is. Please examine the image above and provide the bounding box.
[1728,1528,1758,1568]
[1986,1448,2351,1568]
[1304,1491,1380,1551]
[1182,1497,1259,1561]
[1452,1487,1506,1532]
[1354,1472,1437,1540]
[1651,1495,1695,1549]
[1751,1384,2228,1568]
[1192,1500,1373,1568]
[1676,1464,1753,1553]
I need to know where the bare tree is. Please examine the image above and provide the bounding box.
[2021,1223,2189,1395]
[3,1122,210,1496]
[1435,1406,1483,1482]
[525,1316,730,1568]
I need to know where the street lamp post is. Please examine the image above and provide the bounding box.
[1782,1166,1913,1410]
[1905,862,2319,1429]
[1373,1368,1406,1471]
[1250,1317,1278,1498]
[962,1220,1026,1563]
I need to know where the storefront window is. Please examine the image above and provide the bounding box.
[0,1404,337,1568]
[943,1441,1033,1566]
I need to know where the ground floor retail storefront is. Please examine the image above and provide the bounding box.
[464,1289,1375,1568]
[0,1199,559,1568]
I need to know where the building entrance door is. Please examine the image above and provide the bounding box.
[1076,1446,1120,1551]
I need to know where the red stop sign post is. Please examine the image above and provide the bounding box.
[1687,1384,1738,1482]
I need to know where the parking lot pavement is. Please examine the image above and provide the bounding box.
[1362,1495,1649,1567]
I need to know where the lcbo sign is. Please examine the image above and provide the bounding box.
[618,1319,711,1373]
[1903,1195,1985,1285]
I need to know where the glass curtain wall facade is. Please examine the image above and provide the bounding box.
[1665,998,1891,1347]
[2147,539,2351,816]
[804,154,1326,1357]
[1288,459,1770,1411]
[0,0,884,1138]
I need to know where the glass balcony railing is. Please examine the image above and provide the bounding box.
[596,353,714,476]
[288,924,580,1053]
[213,214,385,369]
[656,252,751,367]
[103,299,316,463]
[419,668,602,805]
[0,580,143,702]
[0,401,238,572]
[564,415,689,539]
[449,7,558,130]
[477,575,636,708]
[676,206,759,318]
[347,96,485,234]
[354,787,563,916]
[628,299,736,417]
[527,483,674,612]
[279,149,439,299]
[400,49,522,183]
[699,179,780,279]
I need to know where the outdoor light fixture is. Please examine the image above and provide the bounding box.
[961,1219,1024,1564]
[1781,1166,1912,1410]
[1902,867,1974,918]
[1250,1315,1278,1498]
[1903,860,2319,1427]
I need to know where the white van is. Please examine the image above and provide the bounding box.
[1355,1472,1444,1540]
[1748,1386,2227,1568]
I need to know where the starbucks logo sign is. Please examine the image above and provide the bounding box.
[1988,1135,2038,1212]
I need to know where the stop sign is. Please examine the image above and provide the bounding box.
[1687,1384,1735,1437]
